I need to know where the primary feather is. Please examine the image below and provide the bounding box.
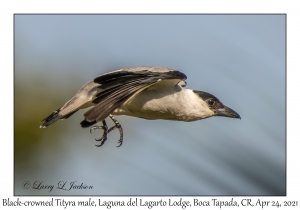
[40,66,187,128]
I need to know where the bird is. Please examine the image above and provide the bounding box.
[40,66,240,147]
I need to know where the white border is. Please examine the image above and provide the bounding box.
[2,0,299,209]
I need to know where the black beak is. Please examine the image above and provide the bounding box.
[215,105,241,119]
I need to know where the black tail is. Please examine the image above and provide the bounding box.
[40,109,61,128]
[40,109,78,128]
[80,119,97,128]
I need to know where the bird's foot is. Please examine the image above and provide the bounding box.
[90,120,109,147]
[108,115,123,147]
[89,115,123,147]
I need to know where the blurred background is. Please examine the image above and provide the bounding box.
[14,14,285,195]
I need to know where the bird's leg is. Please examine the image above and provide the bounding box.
[107,114,123,147]
[90,120,109,147]
[89,115,123,147]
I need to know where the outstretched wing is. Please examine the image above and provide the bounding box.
[80,67,187,127]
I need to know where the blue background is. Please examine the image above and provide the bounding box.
[14,14,285,195]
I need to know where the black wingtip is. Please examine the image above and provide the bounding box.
[166,70,187,80]
[80,119,97,128]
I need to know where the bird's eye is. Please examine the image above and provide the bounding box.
[207,98,215,106]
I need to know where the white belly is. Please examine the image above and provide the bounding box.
[112,85,212,122]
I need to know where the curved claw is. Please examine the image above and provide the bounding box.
[90,127,94,134]
[90,116,124,147]
[95,136,105,146]
[116,129,123,147]
[116,140,123,147]
[95,135,107,142]
[90,126,103,134]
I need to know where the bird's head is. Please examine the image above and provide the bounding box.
[193,90,241,119]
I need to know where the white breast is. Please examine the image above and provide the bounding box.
[113,82,213,122]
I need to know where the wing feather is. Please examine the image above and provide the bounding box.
[80,68,186,127]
